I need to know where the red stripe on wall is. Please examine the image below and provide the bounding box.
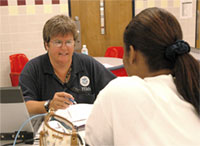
[17,0,26,5]
[35,0,43,5]
[52,0,59,4]
[0,0,8,6]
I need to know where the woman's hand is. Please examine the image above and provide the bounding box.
[49,92,74,111]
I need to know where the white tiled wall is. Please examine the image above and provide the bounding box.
[0,1,69,87]
[135,0,196,47]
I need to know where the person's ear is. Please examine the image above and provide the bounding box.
[128,45,136,64]
[44,42,49,51]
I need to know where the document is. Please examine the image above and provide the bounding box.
[55,104,93,129]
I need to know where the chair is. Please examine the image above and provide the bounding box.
[110,67,128,77]
[104,46,127,76]
[9,53,29,86]
[104,46,124,58]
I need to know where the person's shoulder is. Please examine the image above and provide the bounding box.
[103,76,149,97]
[28,53,47,63]
[101,76,157,106]
[73,52,94,60]
[25,53,47,70]
[108,76,145,88]
[73,52,100,66]
[97,76,148,105]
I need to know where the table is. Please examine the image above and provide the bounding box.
[0,121,85,146]
[1,104,90,146]
[94,57,124,71]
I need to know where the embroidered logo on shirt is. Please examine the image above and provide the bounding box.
[80,76,90,87]
[81,87,91,92]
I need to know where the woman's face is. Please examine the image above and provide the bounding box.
[45,33,75,66]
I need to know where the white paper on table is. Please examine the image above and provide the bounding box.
[55,104,93,128]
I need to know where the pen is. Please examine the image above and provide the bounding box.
[68,98,77,104]
[65,97,77,104]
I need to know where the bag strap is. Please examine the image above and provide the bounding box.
[71,131,79,145]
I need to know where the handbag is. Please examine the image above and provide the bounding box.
[39,111,81,146]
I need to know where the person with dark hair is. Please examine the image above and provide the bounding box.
[19,14,116,114]
[85,7,200,146]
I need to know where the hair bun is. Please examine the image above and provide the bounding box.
[165,40,190,62]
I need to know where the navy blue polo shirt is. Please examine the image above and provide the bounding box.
[19,52,116,104]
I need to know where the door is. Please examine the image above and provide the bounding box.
[196,0,200,48]
[71,0,132,56]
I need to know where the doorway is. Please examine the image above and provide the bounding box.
[196,0,200,48]
[70,0,132,56]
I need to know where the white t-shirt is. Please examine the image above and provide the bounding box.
[85,75,200,146]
